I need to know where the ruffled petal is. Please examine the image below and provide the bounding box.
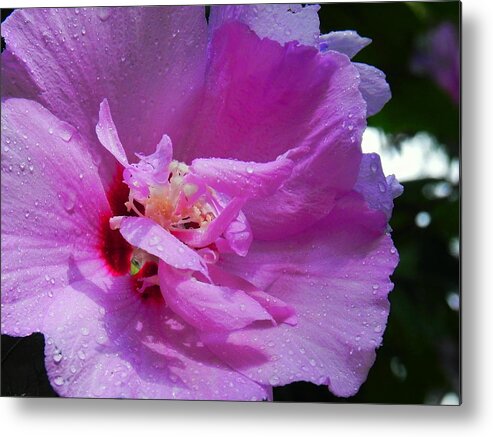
[354,153,403,220]
[42,274,269,400]
[2,7,208,184]
[183,22,366,240]
[355,63,392,117]
[207,264,297,326]
[209,4,321,47]
[1,98,111,336]
[117,216,208,275]
[158,262,273,332]
[319,31,371,58]
[222,211,253,257]
[190,154,295,199]
[202,193,398,397]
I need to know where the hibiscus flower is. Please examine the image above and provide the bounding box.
[1,4,402,400]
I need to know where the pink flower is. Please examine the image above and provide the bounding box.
[1,5,401,400]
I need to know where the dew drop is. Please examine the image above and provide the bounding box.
[268,375,280,385]
[58,124,74,142]
[53,352,63,363]
[80,327,89,336]
[97,8,111,21]
[246,166,254,174]
[54,376,64,386]
[59,191,76,212]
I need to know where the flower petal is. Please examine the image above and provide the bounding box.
[172,197,246,249]
[2,7,208,184]
[190,154,295,199]
[355,63,392,117]
[1,49,41,101]
[203,192,398,397]
[319,31,371,58]
[207,264,297,326]
[183,22,366,240]
[1,98,111,336]
[354,153,403,220]
[42,273,269,400]
[117,216,208,275]
[95,98,128,167]
[209,4,321,47]
[159,262,273,332]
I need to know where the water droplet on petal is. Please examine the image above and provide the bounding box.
[54,376,64,386]
[268,375,280,385]
[97,8,111,21]
[58,191,76,212]
[53,352,63,363]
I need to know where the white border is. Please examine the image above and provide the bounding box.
[2,0,492,436]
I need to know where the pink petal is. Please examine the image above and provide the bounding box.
[42,274,269,400]
[190,154,295,199]
[207,265,297,327]
[354,63,392,117]
[1,49,40,101]
[248,290,298,327]
[95,98,128,167]
[354,153,403,221]
[118,216,208,275]
[209,4,321,47]
[182,22,366,240]
[158,262,273,332]
[319,31,371,58]
[222,211,253,257]
[203,192,398,397]
[1,98,111,336]
[2,7,208,185]
[123,134,174,200]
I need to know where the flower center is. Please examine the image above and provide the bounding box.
[125,160,217,233]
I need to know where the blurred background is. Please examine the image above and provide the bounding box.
[1,1,460,404]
